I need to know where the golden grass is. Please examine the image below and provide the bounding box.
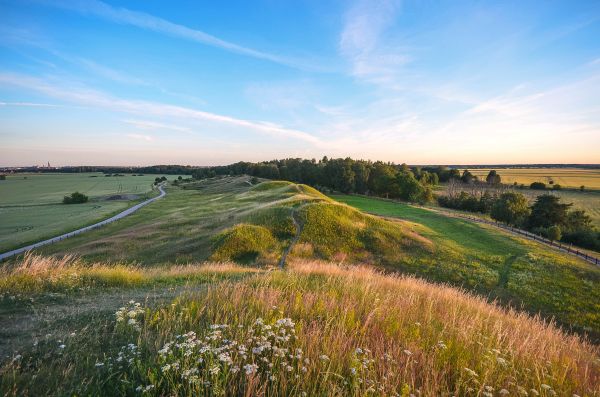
[0,254,261,295]
[2,258,598,395]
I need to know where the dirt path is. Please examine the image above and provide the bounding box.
[0,184,167,262]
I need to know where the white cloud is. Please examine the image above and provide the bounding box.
[43,0,321,71]
[0,101,62,107]
[339,0,408,82]
[0,72,323,145]
[127,133,153,142]
[123,119,192,134]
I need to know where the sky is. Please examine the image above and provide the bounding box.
[1,0,599,166]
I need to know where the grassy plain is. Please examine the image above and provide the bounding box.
[462,167,600,189]
[17,177,597,336]
[1,258,598,396]
[0,173,179,252]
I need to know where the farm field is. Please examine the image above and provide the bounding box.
[461,167,600,189]
[23,177,600,337]
[0,173,181,252]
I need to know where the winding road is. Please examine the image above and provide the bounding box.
[0,184,167,261]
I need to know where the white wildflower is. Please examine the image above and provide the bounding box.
[244,363,259,375]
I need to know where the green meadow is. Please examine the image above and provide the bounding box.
[1,177,599,395]
[19,177,598,337]
[0,173,180,252]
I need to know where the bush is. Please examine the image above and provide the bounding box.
[552,184,562,190]
[210,224,278,264]
[529,182,546,190]
[547,225,561,241]
[490,192,530,227]
[63,191,88,204]
[562,230,600,252]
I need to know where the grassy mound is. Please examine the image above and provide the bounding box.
[296,202,433,263]
[250,180,296,192]
[210,224,279,264]
[2,261,597,396]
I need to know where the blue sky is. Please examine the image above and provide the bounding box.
[1,0,599,166]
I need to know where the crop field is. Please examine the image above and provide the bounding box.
[461,167,600,189]
[0,173,180,252]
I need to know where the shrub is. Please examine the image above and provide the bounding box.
[562,230,600,252]
[63,191,88,204]
[210,224,278,264]
[530,182,546,190]
[552,184,562,190]
[491,192,530,227]
[547,225,562,241]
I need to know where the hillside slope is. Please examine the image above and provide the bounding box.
[0,258,598,396]
[31,177,600,336]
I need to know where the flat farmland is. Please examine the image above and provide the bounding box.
[462,168,600,189]
[0,173,177,252]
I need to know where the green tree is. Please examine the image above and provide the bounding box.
[461,170,476,184]
[396,171,426,202]
[563,210,593,234]
[528,194,571,229]
[368,162,397,197]
[486,170,501,185]
[490,192,530,226]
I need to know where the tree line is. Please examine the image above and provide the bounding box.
[192,157,450,203]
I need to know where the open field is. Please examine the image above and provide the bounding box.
[461,167,600,189]
[1,178,600,395]
[1,257,598,396]
[0,173,183,252]
[9,177,595,337]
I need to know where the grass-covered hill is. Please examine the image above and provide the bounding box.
[34,176,600,337]
[1,257,598,396]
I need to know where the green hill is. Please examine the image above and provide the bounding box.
[30,177,600,336]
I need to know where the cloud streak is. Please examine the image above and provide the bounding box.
[124,119,193,134]
[43,0,320,71]
[0,72,323,145]
[339,0,408,82]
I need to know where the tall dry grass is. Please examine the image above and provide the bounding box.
[2,258,598,395]
[91,260,598,396]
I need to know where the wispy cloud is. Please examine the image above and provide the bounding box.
[0,101,63,107]
[339,0,408,82]
[127,133,153,142]
[42,0,322,71]
[124,119,192,134]
[0,72,323,145]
